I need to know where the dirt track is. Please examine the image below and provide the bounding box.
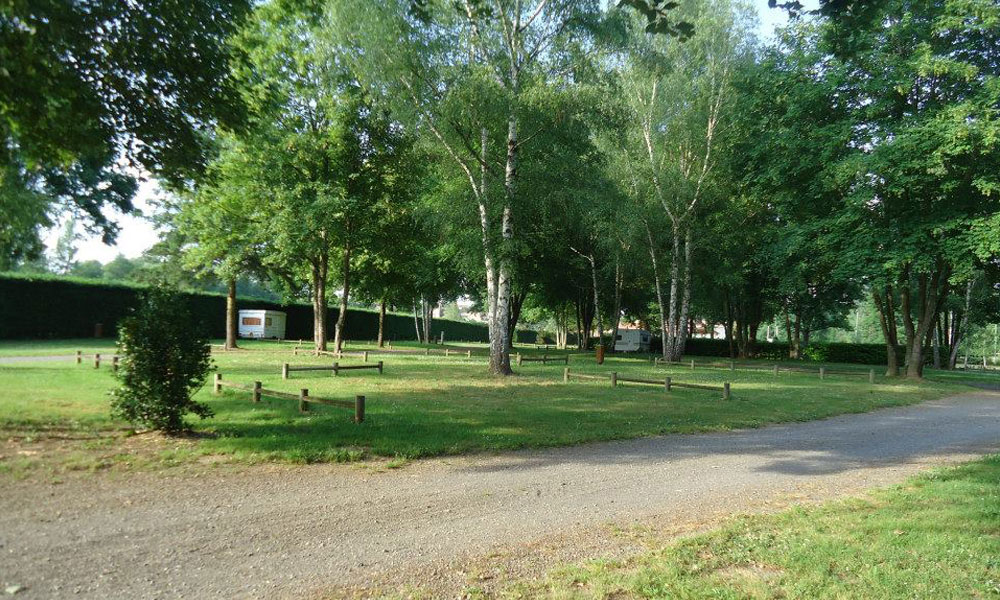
[1,392,998,599]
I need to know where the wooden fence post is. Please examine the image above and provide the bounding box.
[611,371,618,387]
[112,355,119,372]
[76,350,82,365]
[773,364,779,376]
[252,381,261,403]
[299,389,309,413]
[869,369,875,384]
[723,382,731,401]
[730,361,735,371]
[377,360,384,375]
[467,350,472,358]
[282,363,289,380]
[94,353,100,369]
[445,348,450,357]
[691,359,695,370]
[425,348,430,356]
[363,351,369,363]
[542,354,548,364]
[563,367,570,383]
[355,395,365,423]
[332,362,339,377]
[516,353,523,366]
[214,373,222,394]
[665,376,671,392]
[563,355,569,365]
[819,367,826,380]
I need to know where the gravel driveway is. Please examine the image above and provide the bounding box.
[2,392,998,599]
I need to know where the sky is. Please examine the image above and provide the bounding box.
[45,0,813,265]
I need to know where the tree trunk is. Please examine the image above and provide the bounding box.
[671,226,693,360]
[872,286,899,376]
[413,300,422,343]
[587,254,604,351]
[506,288,528,350]
[666,222,681,360]
[611,255,622,352]
[312,253,329,352]
[421,296,433,344]
[902,266,950,379]
[377,299,386,347]
[646,223,669,360]
[333,243,351,353]
[225,278,238,350]
[947,279,976,369]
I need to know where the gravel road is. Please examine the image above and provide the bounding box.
[2,392,998,599]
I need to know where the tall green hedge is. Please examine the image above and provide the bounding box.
[652,336,905,365]
[0,273,523,343]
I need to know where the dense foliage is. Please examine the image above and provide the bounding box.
[4,0,998,378]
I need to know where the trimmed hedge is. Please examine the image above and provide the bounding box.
[0,274,532,343]
[650,336,905,365]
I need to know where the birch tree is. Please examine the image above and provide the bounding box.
[331,0,602,375]
[616,0,752,361]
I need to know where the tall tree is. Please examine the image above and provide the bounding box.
[332,0,603,375]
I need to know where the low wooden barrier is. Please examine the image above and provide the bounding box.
[653,357,877,383]
[562,367,730,400]
[214,373,365,422]
[516,353,569,366]
[75,351,120,371]
[282,361,384,379]
[295,347,476,360]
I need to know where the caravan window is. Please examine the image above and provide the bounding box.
[242,317,261,326]
[265,317,272,326]
[616,334,622,341]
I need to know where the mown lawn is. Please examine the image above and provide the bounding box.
[513,454,1000,599]
[0,339,979,470]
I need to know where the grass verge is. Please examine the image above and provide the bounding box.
[0,340,978,476]
[510,454,1000,599]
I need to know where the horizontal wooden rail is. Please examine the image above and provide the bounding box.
[562,367,730,399]
[653,357,877,383]
[515,353,569,366]
[214,373,364,421]
[282,361,383,379]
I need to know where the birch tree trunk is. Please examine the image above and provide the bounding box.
[672,226,693,360]
[646,223,669,360]
[413,300,422,343]
[333,243,351,353]
[611,255,622,352]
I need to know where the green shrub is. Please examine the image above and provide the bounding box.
[110,288,214,433]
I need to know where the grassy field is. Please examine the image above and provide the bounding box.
[0,339,986,474]
[512,454,1000,599]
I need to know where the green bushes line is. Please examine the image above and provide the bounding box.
[0,273,535,343]
[677,337,904,365]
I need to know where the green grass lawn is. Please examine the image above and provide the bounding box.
[0,340,975,474]
[512,454,1000,599]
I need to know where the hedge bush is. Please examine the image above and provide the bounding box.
[649,336,905,365]
[0,273,533,343]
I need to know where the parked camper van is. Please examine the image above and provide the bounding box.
[238,310,287,339]
[614,329,650,352]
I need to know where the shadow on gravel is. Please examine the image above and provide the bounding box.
[454,395,1000,478]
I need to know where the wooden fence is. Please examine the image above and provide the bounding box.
[213,373,365,422]
[562,367,730,400]
[281,361,384,379]
[76,351,119,372]
[516,353,569,366]
[653,357,877,384]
